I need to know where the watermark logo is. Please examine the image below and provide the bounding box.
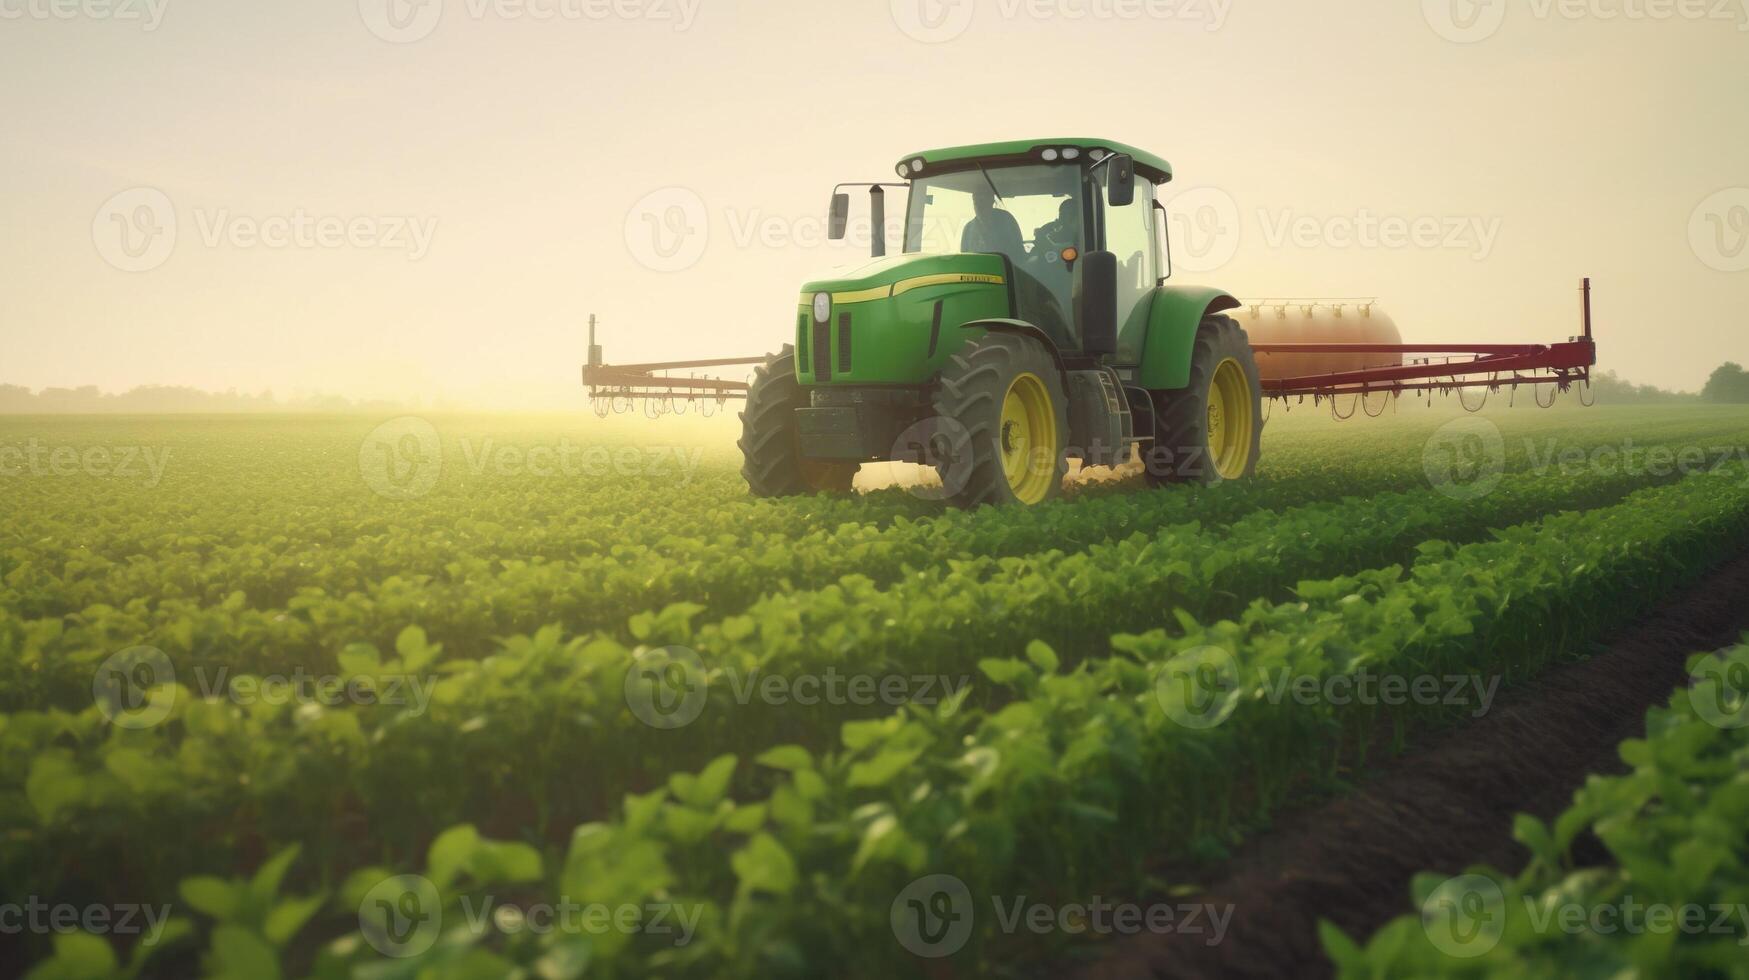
[624,645,708,729]
[360,417,444,500]
[1689,188,1749,273]
[624,187,709,272]
[890,416,976,501]
[1163,186,1241,273]
[1421,873,1507,957]
[359,874,443,958]
[890,0,976,41]
[358,0,444,41]
[93,187,177,273]
[1153,645,1241,729]
[1422,0,1508,42]
[891,874,975,957]
[92,646,177,729]
[1690,648,1749,730]
[1423,416,1505,501]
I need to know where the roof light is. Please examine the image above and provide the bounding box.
[1062,147,1080,160]
[1089,148,1108,161]
[1041,148,1059,161]
[910,158,924,172]
[897,163,910,178]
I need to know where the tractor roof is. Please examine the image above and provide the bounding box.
[897,139,1172,183]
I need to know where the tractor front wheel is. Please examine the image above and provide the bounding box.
[932,332,1068,508]
[739,346,857,497]
[1145,314,1263,485]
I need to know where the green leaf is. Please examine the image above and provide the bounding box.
[672,754,737,809]
[180,877,240,920]
[428,824,482,890]
[847,746,924,788]
[731,833,797,896]
[1025,640,1059,673]
[978,657,1031,686]
[472,840,544,885]
[1316,919,1363,970]
[210,926,280,980]
[395,625,441,672]
[248,845,302,906]
[754,745,814,772]
[25,754,84,825]
[23,933,117,980]
[262,894,325,946]
[336,643,381,676]
[532,938,594,980]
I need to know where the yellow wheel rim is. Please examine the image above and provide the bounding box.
[998,372,1058,504]
[1207,358,1255,480]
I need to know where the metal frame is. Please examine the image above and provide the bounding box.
[581,279,1599,411]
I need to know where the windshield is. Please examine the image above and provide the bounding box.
[903,163,1082,259]
[902,163,1086,344]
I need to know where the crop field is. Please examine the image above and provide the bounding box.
[8,405,1749,978]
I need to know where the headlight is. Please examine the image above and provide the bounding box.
[812,292,832,324]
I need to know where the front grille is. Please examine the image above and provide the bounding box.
[812,316,832,381]
[837,312,853,374]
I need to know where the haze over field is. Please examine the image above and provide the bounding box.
[3,0,1745,407]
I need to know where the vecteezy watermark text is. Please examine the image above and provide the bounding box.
[890,874,1234,958]
[93,646,439,729]
[1421,873,1749,958]
[0,898,172,943]
[358,875,702,958]
[0,440,170,486]
[93,188,437,272]
[0,0,169,28]
[623,646,971,729]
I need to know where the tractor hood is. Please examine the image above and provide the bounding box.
[798,252,1009,308]
[794,252,1013,386]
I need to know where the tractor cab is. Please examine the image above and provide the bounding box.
[821,140,1169,368]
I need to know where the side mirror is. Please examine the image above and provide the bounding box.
[1105,153,1135,208]
[1075,250,1119,356]
[828,193,850,240]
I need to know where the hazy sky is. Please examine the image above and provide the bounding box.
[3,0,1745,406]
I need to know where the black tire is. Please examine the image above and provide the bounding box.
[739,346,858,497]
[931,332,1069,508]
[1143,314,1263,485]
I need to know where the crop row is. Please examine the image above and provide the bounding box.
[7,411,1741,697]
[8,414,1740,722]
[1323,640,1749,977]
[9,462,1748,970]
[340,465,1749,977]
[25,462,1749,978]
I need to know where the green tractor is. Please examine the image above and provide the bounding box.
[738,139,1261,508]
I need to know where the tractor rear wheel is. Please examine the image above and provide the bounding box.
[1145,314,1263,485]
[932,332,1068,508]
[739,346,858,497]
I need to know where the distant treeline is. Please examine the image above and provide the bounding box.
[0,384,409,414]
[1587,363,1749,405]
